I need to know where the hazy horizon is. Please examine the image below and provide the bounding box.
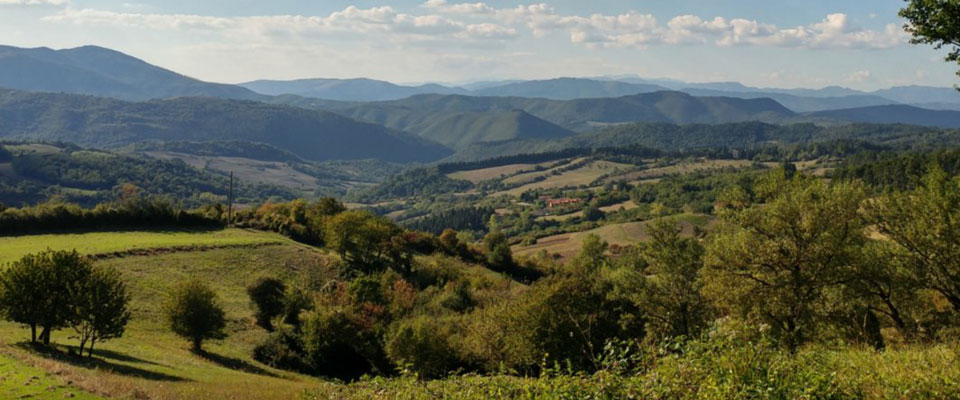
[1,0,957,90]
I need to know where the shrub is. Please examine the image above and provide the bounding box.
[385,317,459,379]
[247,277,287,331]
[252,327,311,374]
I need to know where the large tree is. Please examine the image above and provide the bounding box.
[703,173,867,351]
[866,166,960,314]
[900,0,960,83]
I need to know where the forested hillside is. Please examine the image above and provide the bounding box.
[0,88,451,163]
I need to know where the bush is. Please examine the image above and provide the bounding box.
[385,317,459,379]
[252,327,311,374]
[247,277,286,331]
[165,280,227,352]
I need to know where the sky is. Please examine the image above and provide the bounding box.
[0,0,957,90]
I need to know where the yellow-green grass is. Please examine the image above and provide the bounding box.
[3,143,62,155]
[499,160,635,197]
[604,159,753,184]
[514,214,715,260]
[0,352,104,399]
[447,163,541,183]
[599,200,638,213]
[0,228,288,265]
[0,236,336,400]
[501,158,588,186]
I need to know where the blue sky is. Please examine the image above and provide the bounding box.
[0,0,956,89]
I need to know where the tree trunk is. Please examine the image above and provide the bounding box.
[192,337,203,353]
[87,338,96,358]
[40,326,50,345]
[30,324,36,343]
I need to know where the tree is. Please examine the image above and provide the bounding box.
[866,166,960,314]
[166,280,227,352]
[482,231,513,270]
[247,277,286,331]
[573,233,608,272]
[703,175,866,351]
[325,210,400,272]
[900,0,960,83]
[70,266,130,357]
[0,254,48,342]
[582,205,605,222]
[631,218,711,341]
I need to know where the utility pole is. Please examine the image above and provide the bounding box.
[227,171,233,228]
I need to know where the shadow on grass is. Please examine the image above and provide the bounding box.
[89,347,166,367]
[196,350,281,378]
[14,342,187,382]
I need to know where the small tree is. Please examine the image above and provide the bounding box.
[70,266,130,357]
[0,255,47,342]
[247,277,286,331]
[573,233,608,272]
[0,250,92,345]
[482,231,513,270]
[166,280,227,352]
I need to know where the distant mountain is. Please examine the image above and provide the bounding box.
[474,78,669,99]
[680,88,898,112]
[331,91,796,133]
[808,105,960,129]
[0,88,451,162]
[240,78,468,101]
[409,110,575,149]
[0,45,263,101]
[871,86,960,105]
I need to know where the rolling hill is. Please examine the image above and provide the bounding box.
[329,91,797,133]
[0,88,452,163]
[0,45,263,101]
[473,77,669,99]
[386,110,574,149]
[240,78,468,101]
[808,105,960,129]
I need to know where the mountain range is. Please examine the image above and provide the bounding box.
[0,88,450,163]
[1,44,960,164]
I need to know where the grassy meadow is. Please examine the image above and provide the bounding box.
[0,230,332,399]
[0,229,287,265]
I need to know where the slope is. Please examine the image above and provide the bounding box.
[474,77,669,99]
[808,105,960,129]
[330,91,796,133]
[240,78,468,101]
[403,110,575,149]
[0,88,452,163]
[0,45,263,101]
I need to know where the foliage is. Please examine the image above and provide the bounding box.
[348,168,473,203]
[384,316,459,378]
[704,172,867,350]
[69,265,131,357]
[621,218,712,341]
[867,166,960,315]
[325,210,403,273]
[247,277,287,331]
[481,231,513,271]
[165,280,227,352]
[901,0,960,82]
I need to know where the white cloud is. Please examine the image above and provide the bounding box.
[845,69,872,83]
[0,0,68,5]
[39,3,910,55]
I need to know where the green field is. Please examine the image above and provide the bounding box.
[0,230,332,399]
[0,353,104,399]
[0,229,288,265]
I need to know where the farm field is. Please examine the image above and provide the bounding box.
[0,230,332,400]
[514,214,716,260]
[603,159,754,184]
[146,152,321,190]
[500,160,636,196]
[446,163,541,183]
[0,229,288,265]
